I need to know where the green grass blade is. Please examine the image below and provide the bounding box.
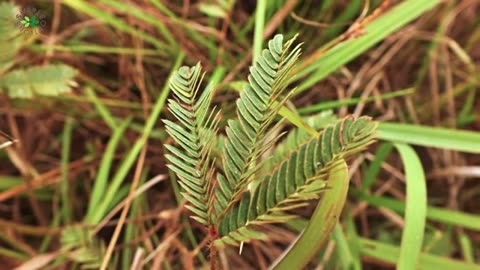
[39,214,60,253]
[354,194,480,231]
[61,117,74,223]
[379,122,480,153]
[458,232,475,263]
[31,44,163,55]
[294,0,441,94]
[84,118,132,223]
[361,142,393,192]
[298,88,414,114]
[84,87,117,129]
[271,161,349,269]
[88,52,185,224]
[278,105,317,136]
[122,170,147,270]
[344,212,363,270]
[359,238,480,270]
[253,0,268,63]
[98,0,176,49]
[62,0,169,52]
[332,224,355,270]
[322,0,361,40]
[394,143,427,270]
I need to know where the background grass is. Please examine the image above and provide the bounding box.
[0,0,479,269]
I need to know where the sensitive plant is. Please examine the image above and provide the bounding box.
[163,34,377,266]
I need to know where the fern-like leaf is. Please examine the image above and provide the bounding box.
[261,111,337,174]
[214,116,377,247]
[0,64,77,98]
[213,34,302,222]
[163,63,219,225]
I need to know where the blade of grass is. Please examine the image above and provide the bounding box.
[122,169,147,270]
[0,247,28,261]
[0,176,24,190]
[458,232,474,263]
[294,0,441,94]
[394,143,427,270]
[84,87,117,129]
[278,105,318,136]
[353,193,480,231]
[89,52,185,224]
[61,117,74,223]
[31,44,163,55]
[298,88,414,114]
[39,213,60,253]
[0,176,51,199]
[332,224,355,270]
[413,2,457,106]
[322,0,361,40]
[344,212,362,270]
[378,122,480,153]
[275,113,480,156]
[97,0,176,49]
[458,87,476,121]
[62,0,169,52]
[150,0,217,53]
[361,142,393,192]
[270,161,349,269]
[53,95,143,110]
[150,0,175,17]
[253,0,268,63]
[84,118,132,223]
[359,238,480,270]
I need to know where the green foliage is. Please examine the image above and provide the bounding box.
[61,226,107,269]
[261,111,337,174]
[0,3,77,98]
[0,64,77,98]
[163,34,377,249]
[163,63,219,225]
[0,2,23,75]
[215,116,377,247]
[214,34,302,221]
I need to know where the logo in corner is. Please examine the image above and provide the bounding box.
[16,6,47,34]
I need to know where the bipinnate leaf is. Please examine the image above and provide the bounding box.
[214,116,378,247]
[212,34,302,222]
[0,64,77,98]
[163,63,219,225]
[261,111,337,174]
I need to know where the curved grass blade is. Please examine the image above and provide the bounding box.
[270,161,349,270]
[394,143,427,270]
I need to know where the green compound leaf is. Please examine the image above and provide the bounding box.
[213,34,302,223]
[214,116,378,247]
[163,63,219,226]
[0,64,77,98]
[260,111,337,175]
